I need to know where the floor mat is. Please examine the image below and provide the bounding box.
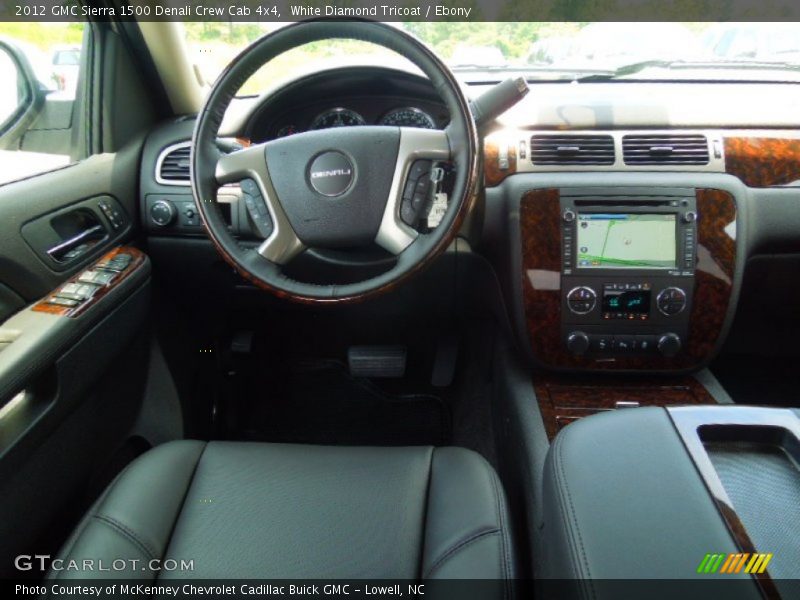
[712,354,800,407]
[237,361,450,446]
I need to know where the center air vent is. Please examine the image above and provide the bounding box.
[530,134,615,165]
[156,142,191,185]
[623,134,709,165]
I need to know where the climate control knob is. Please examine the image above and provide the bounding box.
[657,333,682,358]
[150,199,176,227]
[566,286,597,314]
[657,287,687,316]
[566,331,591,356]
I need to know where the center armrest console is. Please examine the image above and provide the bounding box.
[541,406,799,598]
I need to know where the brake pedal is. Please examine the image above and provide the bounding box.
[348,345,407,378]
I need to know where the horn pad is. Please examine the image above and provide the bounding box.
[265,127,400,248]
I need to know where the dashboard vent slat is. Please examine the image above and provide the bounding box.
[157,144,192,184]
[622,134,709,165]
[530,134,614,165]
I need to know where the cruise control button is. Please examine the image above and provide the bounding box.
[403,179,416,200]
[240,179,258,195]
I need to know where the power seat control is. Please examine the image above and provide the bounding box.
[566,286,597,314]
[657,287,687,316]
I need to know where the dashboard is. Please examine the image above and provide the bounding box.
[141,65,800,376]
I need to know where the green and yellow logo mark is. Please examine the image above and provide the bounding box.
[697,553,773,575]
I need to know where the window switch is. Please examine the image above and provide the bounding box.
[47,296,79,308]
[78,270,116,286]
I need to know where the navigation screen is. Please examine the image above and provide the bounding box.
[576,213,677,269]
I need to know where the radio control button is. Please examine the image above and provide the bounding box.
[615,335,635,352]
[658,333,682,357]
[635,335,659,352]
[563,209,576,223]
[566,331,590,356]
[657,287,687,316]
[567,286,596,314]
[590,335,614,352]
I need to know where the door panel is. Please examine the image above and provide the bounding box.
[0,155,150,575]
[0,71,152,580]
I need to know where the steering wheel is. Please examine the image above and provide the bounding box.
[191,20,479,303]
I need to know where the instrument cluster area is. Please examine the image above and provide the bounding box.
[243,67,449,142]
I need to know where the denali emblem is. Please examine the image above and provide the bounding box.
[310,168,352,179]
[308,151,354,197]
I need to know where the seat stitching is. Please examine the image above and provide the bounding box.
[93,515,156,560]
[484,457,512,597]
[48,452,144,584]
[418,446,435,580]
[156,441,209,580]
[554,434,596,599]
[422,528,501,579]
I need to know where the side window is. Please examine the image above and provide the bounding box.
[0,23,91,185]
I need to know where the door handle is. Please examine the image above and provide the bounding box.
[46,224,107,263]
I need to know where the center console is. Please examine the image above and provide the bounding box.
[560,192,697,359]
[520,186,738,371]
[540,405,800,598]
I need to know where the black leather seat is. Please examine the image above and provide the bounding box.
[54,441,514,584]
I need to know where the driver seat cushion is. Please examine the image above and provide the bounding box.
[51,441,514,585]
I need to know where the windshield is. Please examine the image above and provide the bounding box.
[186,21,800,95]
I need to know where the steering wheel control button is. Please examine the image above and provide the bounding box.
[308,151,354,197]
[150,199,176,227]
[657,287,687,316]
[566,286,597,314]
[240,179,258,195]
[240,178,274,238]
[401,159,433,226]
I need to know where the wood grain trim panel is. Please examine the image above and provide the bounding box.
[484,138,517,187]
[725,136,800,188]
[520,188,737,370]
[534,373,715,440]
[32,247,146,318]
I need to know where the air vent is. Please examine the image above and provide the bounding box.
[530,134,614,165]
[156,143,191,185]
[623,134,709,165]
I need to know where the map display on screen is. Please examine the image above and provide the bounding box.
[576,213,677,269]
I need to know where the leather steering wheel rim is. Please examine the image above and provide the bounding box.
[191,20,479,304]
